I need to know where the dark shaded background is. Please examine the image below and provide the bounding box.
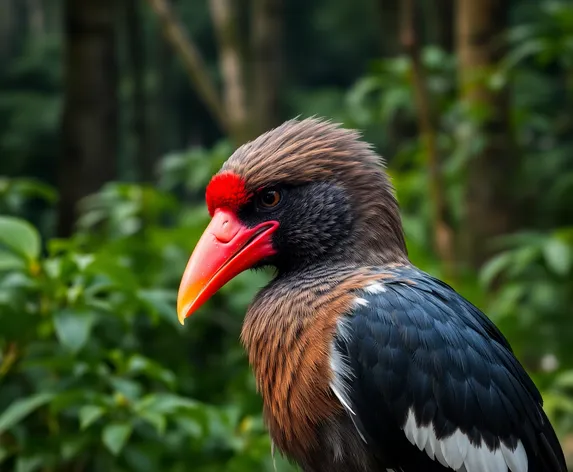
[0,0,572,470]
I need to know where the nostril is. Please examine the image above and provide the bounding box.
[213,218,239,243]
[210,209,243,243]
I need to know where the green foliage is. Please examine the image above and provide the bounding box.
[479,228,573,435]
[0,216,41,262]
[0,156,293,471]
[0,37,61,179]
[481,229,573,362]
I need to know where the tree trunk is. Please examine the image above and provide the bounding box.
[376,0,401,57]
[154,24,173,156]
[401,0,456,278]
[456,0,516,268]
[125,0,152,181]
[57,0,118,237]
[208,0,250,143]
[2,0,27,59]
[433,0,454,52]
[251,0,283,134]
[26,0,45,37]
[0,0,14,59]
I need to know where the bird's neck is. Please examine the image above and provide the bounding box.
[240,265,384,458]
[274,246,409,276]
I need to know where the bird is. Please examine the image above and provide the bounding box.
[176,118,567,472]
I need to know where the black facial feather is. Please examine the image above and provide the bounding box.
[221,117,408,266]
[238,181,354,272]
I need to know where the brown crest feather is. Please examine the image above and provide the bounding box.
[221,117,408,264]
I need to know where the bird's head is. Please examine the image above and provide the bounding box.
[177,118,408,324]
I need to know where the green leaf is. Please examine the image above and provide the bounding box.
[175,417,203,438]
[139,411,166,435]
[48,390,92,414]
[15,455,44,472]
[12,178,57,203]
[108,377,142,401]
[79,405,105,430]
[137,289,179,327]
[102,423,133,456]
[0,216,40,261]
[53,309,95,353]
[479,251,512,287]
[543,237,572,275]
[554,370,573,389]
[126,354,176,388]
[0,249,26,271]
[0,392,53,434]
[61,437,89,461]
[134,393,198,415]
[87,255,138,291]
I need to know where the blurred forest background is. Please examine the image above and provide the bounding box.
[0,0,572,470]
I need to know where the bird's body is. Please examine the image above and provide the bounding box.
[177,118,567,471]
[244,263,564,472]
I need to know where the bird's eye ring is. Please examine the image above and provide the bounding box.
[257,188,282,210]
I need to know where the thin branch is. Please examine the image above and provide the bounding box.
[401,0,456,278]
[125,0,152,181]
[456,0,516,269]
[208,0,250,143]
[251,0,283,134]
[146,0,229,134]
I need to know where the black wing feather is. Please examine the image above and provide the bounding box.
[336,266,566,472]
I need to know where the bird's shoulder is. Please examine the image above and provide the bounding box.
[330,264,566,472]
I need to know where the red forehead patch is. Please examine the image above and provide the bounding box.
[205,172,252,216]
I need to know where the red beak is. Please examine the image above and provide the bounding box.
[176,208,279,324]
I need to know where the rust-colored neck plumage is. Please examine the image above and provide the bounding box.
[240,266,382,460]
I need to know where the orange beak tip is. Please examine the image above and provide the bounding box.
[176,209,279,326]
[177,300,193,326]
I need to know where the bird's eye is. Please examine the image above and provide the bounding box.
[257,188,282,209]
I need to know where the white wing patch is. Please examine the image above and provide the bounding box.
[354,297,369,307]
[330,319,367,443]
[403,409,528,472]
[330,318,355,415]
[329,344,354,414]
[364,282,387,294]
